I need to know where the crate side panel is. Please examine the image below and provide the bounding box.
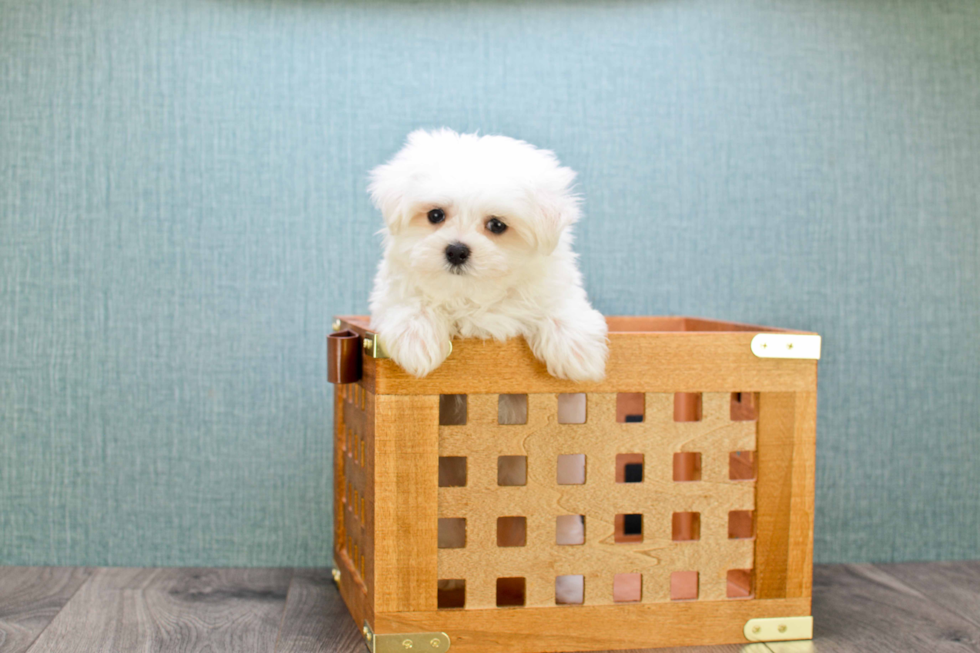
[334,383,375,626]
[334,385,346,568]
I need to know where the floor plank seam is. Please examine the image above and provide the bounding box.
[273,568,297,653]
[20,567,97,653]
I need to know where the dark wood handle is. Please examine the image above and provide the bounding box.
[327,330,361,384]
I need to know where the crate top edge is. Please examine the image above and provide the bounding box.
[334,315,818,336]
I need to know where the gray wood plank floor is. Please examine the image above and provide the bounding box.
[877,561,980,629]
[21,568,292,653]
[808,564,980,652]
[0,562,977,653]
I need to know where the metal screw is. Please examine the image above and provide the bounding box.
[752,626,761,634]
[402,639,413,649]
[430,639,442,648]
[778,624,787,633]
[787,342,794,350]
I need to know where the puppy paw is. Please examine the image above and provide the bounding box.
[549,332,608,382]
[378,312,451,378]
[528,311,609,382]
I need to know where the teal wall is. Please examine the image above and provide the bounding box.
[2,0,978,567]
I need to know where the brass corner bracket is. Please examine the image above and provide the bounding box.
[362,331,389,359]
[362,621,451,653]
[361,331,454,361]
[751,334,821,360]
[743,615,813,642]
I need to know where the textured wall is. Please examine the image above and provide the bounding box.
[1,0,978,567]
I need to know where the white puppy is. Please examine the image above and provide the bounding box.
[368,129,608,382]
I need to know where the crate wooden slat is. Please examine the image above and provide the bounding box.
[338,316,817,396]
[374,597,811,653]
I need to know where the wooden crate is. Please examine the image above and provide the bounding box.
[330,316,819,653]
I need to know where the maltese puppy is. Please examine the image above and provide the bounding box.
[368,129,608,382]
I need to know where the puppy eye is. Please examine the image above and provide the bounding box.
[427,208,446,224]
[486,217,508,235]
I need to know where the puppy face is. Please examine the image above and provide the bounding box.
[369,129,580,287]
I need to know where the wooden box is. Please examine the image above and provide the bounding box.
[329,316,819,653]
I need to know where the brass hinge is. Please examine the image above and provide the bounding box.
[331,567,341,585]
[743,615,813,642]
[363,621,451,653]
[751,334,821,360]
[362,331,389,359]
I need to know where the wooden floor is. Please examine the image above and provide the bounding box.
[1,562,978,652]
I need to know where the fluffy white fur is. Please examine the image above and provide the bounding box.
[368,129,608,381]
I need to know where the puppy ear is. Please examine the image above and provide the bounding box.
[528,165,581,255]
[368,163,402,232]
[368,160,411,235]
[368,129,442,234]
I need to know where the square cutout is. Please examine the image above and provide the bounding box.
[439,395,467,425]
[498,394,528,425]
[674,392,702,422]
[613,573,641,602]
[730,451,756,480]
[673,452,702,482]
[438,518,466,549]
[557,454,586,485]
[730,392,758,421]
[729,510,755,539]
[615,514,643,543]
[555,575,584,605]
[672,512,701,541]
[727,569,754,599]
[496,577,526,607]
[670,571,699,601]
[497,516,527,547]
[497,456,527,486]
[616,393,645,423]
[557,393,586,424]
[438,457,467,487]
[556,515,585,545]
[616,453,644,483]
[438,579,465,608]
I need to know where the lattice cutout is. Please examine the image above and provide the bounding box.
[437,392,757,609]
[335,383,374,594]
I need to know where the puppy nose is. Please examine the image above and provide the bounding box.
[445,242,471,267]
